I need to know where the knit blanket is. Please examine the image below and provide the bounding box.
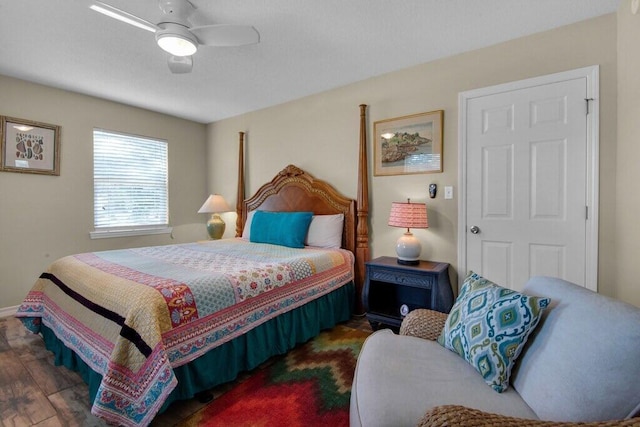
[15,238,354,427]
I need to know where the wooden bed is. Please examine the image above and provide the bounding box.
[15,105,370,427]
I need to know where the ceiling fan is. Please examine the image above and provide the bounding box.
[90,0,260,74]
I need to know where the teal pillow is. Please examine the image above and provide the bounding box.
[249,211,314,248]
[437,271,550,393]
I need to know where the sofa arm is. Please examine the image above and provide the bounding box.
[399,309,447,341]
[417,405,639,427]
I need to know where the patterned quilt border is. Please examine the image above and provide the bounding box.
[164,265,353,366]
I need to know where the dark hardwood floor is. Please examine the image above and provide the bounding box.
[0,314,371,426]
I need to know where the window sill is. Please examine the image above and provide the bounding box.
[90,227,173,239]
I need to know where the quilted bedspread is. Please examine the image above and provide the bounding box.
[15,238,354,426]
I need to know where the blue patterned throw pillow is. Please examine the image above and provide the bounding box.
[437,271,550,393]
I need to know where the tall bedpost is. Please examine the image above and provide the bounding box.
[235,131,245,237]
[356,104,370,315]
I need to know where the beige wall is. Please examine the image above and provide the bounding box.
[0,75,208,308]
[207,15,623,300]
[615,1,640,306]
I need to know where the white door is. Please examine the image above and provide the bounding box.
[458,67,599,292]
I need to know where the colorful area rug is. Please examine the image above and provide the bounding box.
[183,324,370,427]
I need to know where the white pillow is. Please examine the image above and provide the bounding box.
[305,214,344,248]
[241,210,256,240]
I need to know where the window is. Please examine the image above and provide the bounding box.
[91,129,170,239]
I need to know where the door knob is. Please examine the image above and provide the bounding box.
[470,225,480,234]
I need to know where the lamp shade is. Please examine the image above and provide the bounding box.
[388,201,428,230]
[198,194,231,214]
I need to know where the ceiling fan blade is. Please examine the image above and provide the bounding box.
[90,1,159,33]
[167,55,193,74]
[190,24,260,47]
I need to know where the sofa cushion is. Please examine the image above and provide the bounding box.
[512,277,640,422]
[350,329,538,427]
[437,271,550,393]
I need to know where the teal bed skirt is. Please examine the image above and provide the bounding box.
[40,281,354,414]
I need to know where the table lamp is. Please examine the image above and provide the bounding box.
[388,199,428,265]
[198,194,232,239]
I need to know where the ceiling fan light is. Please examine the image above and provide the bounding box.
[158,35,197,56]
[156,24,198,56]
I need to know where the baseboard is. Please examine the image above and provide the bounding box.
[0,305,18,318]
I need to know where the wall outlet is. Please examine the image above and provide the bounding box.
[444,186,453,200]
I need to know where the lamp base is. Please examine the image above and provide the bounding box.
[395,231,422,265]
[206,213,226,240]
[397,258,420,266]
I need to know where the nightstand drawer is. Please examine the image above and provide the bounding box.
[369,268,434,288]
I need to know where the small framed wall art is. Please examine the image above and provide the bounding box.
[0,116,61,175]
[373,110,443,176]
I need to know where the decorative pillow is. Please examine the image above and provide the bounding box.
[305,214,344,248]
[241,210,256,240]
[249,211,314,248]
[437,271,550,393]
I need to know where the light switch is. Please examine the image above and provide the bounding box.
[444,186,453,199]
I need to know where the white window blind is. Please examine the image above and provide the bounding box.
[92,129,169,237]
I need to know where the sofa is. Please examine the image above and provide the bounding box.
[350,276,640,426]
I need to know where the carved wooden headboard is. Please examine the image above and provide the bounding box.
[238,164,357,254]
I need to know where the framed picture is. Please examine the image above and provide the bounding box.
[373,110,443,176]
[0,116,61,175]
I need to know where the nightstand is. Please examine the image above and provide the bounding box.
[363,256,454,331]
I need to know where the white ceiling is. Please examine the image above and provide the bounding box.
[0,0,619,124]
